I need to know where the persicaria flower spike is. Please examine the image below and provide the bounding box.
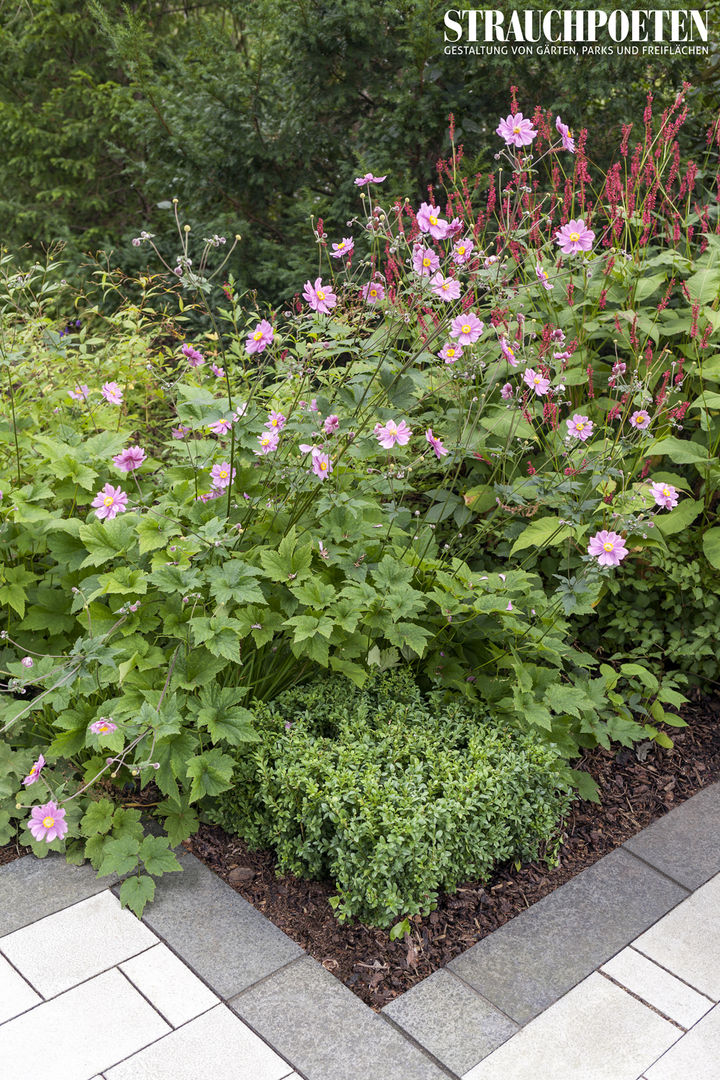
[496,112,538,147]
[113,445,146,472]
[588,530,629,567]
[28,801,68,843]
[92,484,128,521]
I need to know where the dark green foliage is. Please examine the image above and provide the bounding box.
[209,671,572,926]
[580,534,720,686]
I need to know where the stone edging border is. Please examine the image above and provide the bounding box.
[1,783,718,1080]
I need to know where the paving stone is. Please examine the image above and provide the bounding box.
[382,969,518,1075]
[645,1003,720,1079]
[104,1004,294,1080]
[602,947,713,1028]
[462,971,680,1080]
[120,942,219,1027]
[230,956,450,1080]
[0,953,42,1023]
[0,967,170,1080]
[624,783,720,889]
[131,849,303,998]
[0,853,115,936]
[448,848,688,1023]
[632,873,720,999]
[0,890,157,997]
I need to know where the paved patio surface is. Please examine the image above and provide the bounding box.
[0,782,718,1079]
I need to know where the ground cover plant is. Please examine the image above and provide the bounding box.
[1,87,718,922]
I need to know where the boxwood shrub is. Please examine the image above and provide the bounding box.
[209,671,572,927]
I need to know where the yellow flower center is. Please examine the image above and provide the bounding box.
[388,425,397,435]
[533,376,541,384]
[603,542,614,552]
[370,289,377,296]
[576,422,585,431]
[447,348,455,357]
[320,461,328,471]
[569,232,580,242]
[636,414,646,423]
[42,816,55,828]
[261,437,270,446]
[461,324,471,334]
[103,496,114,507]
[317,290,325,300]
[513,126,521,134]
[219,469,228,479]
[662,487,670,496]
[337,242,345,249]
[253,331,263,340]
[422,258,431,267]
[429,215,437,225]
[457,245,465,255]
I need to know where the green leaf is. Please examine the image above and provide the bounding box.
[139,834,182,876]
[650,437,711,465]
[620,663,659,693]
[186,748,235,803]
[79,515,139,567]
[259,527,313,582]
[97,833,141,877]
[119,874,156,918]
[190,616,242,662]
[206,560,265,606]
[510,516,574,555]
[654,498,703,536]
[702,527,720,570]
[544,683,591,718]
[329,655,369,687]
[0,810,14,846]
[384,621,431,657]
[155,799,199,846]
[79,799,115,837]
[136,515,182,554]
[199,706,259,747]
[566,768,600,803]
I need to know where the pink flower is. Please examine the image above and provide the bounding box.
[181,344,205,368]
[92,484,128,521]
[556,219,595,255]
[90,718,118,734]
[209,417,234,435]
[452,238,474,265]
[311,452,333,480]
[523,368,551,396]
[430,273,461,301]
[416,202,450,240]
[500,336,519,366]
[566,414,594,441]
[28,801,68,843]
[68,384,90,401]
[211,363,225,378]
[172,424,190,439]
[496,112,538,147]
[612,362,627,376]
[535,264,553,291]
[265,410,286,431]
[555,115,576,153]
[112,445,146,472]
[210,462,235,488]
[361,281,385,304]
[330,238,354,258]
[630,410,651,430]
[439,342,463,364]
[500,382,514,400]
[650,481,679,509]
[303,277,337,314]
[101,381,123,405]
[196,488,224,503]
[21,656,34,668]
[354,172,387,186]
[450,313,484,344]
[22,754,45,786]
[309,399,319,412]
[426,429,448,459]
[588,530,629,567]
[375,419,412,449]
[256,431,280,455]
[246,319,274,355]
[412,244,440,276]
[324,414,339,434]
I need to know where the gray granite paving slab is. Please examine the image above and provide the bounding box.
[0,854,116,936]
[230,956,452,1080]
[448,848,688,1024]
[127,849,303,999]
[624,783,720,890]
[382,969,518,1075]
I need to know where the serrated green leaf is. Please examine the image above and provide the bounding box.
[97,833,141,877]
[155,799,199,846]
[702,527,720,570]
[80,799,115,837]
[139,834,182,876]
[119,874,155,918]
[186,748,235,803]
[510,516,573,554]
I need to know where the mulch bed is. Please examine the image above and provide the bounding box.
[2,691,718,1010]
[184,689,720,1010]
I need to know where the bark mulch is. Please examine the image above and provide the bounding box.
[2,692,718,1010]
[184,689,720,1010]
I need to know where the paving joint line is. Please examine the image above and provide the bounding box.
[436,965,522,1029]
[115,961,176,1030]
[0,944,45,1000]
[628,941,719,1003]
[378,1010,462,1079]
[618,844,695,893]
[596,967,687,1032]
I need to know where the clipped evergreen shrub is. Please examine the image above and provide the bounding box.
[209,671,572,927]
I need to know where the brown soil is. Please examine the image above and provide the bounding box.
[2,692,718,1011]
[184,690,720,1010]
